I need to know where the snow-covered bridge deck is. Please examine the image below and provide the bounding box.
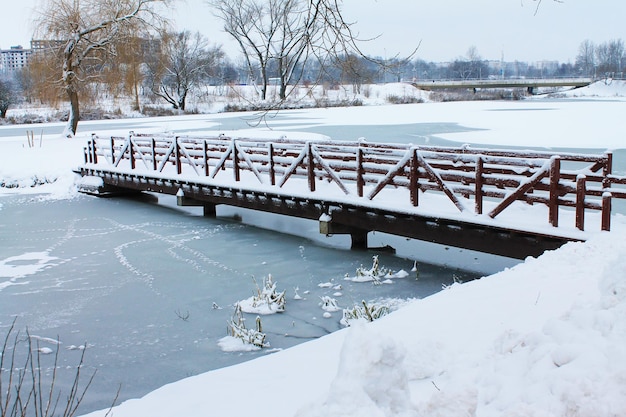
[411,77,593,93]
[76,132,626,259]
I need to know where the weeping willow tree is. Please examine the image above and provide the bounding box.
[33,0,170,136]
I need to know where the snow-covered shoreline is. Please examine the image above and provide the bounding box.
[2,81,626,416]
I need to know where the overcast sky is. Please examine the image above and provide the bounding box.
[2,0,625,63]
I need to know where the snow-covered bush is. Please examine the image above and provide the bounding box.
[226,304,268,348]
[319,296,341,312]
[346,255,409,285]
[341,300,390,327]
[237,274,286,314]
[356,255,388,285]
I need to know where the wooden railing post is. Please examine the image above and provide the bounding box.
[129,132,136,169]
[233,139,240,181]
[91,134,98,164]
[151,137,157,171]
[356,146,364,198]
[549,156,561,227]
[602,192,612,231]
[409,149,419,206]
[175,136,182,175]
[575,174,586,231]
[269,143,276,186]
[603,152,613,188]
[203,140,209,176]
[110,136,115,164]
[307,142,315,192]
[601,153,613,231]
[475,156,483,214]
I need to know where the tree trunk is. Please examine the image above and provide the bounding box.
[260,67,268,100]
[65,88,80,137]
[62,38,80,137]
[178,90,187,111]
[132,65,140,111]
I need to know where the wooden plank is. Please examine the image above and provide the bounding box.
[416,151,467,212]
[488,161,551,219]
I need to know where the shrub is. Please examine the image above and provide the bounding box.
[386,95,424,104]
[0,320,99,417]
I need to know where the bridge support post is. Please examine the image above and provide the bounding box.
[177,189,216,217]
[319,217,369,250]
[203,204,217,218]
[350,230,368,250]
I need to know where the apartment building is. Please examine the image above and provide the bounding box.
[0,45,31,73]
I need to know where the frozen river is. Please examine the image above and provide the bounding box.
[0,190,487,414]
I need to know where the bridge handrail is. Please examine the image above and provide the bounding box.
[83,132,626,232]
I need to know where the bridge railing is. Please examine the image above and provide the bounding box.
[83,132,626,232]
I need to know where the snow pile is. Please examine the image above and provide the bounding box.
[298,323,414,417]
[554,79,626,99]
[0,132,85,198]
[270,233,621,417]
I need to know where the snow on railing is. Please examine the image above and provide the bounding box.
[83,132,626,232]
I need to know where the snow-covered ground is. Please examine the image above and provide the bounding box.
[2,81,626,416]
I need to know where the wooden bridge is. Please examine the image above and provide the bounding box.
[76,132,626,259]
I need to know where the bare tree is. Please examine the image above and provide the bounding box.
[606,39,625,76]
[593,39,625,76]
[336,53,374,93]
[34,0,170,137]
[575,40,596,77]
[147,30,224,111]
[449,47,489,80]
[208,0,279,101]
[208,0,413,105]
[272,0,318,100]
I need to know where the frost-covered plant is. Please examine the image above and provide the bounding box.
[346,257,410,285]
[357,255,384,277]
[442,274,464,290]
[239,274,286,314]
[226,304,268,348]
[319,296,341,312]
[340,300,390,327]
[411,260,419,279]
[355,255,390,284]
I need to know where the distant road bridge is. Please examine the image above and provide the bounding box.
[411,77,594,94]
[76,133,626,260]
